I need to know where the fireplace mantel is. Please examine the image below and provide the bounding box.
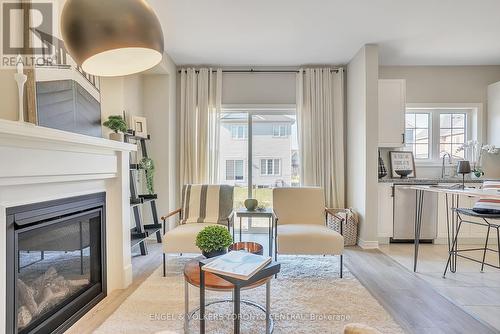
[0,120,136,186]
[0,119,137,332]
[0,119,135,152]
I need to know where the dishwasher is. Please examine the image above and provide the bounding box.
[391,183,438,242]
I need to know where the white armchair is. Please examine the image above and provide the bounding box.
[160,184,234,276]
[273,187,345,277]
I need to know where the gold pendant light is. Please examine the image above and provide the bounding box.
[61,0,164,77]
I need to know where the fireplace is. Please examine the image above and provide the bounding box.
[5,193,106,334]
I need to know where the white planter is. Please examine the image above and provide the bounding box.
[109,132,124,142]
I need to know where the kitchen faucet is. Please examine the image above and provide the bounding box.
[441,153,453,178]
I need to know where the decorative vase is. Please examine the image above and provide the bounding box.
[109,132,124,142]
[202,248,227,258]
[244,198,258,211]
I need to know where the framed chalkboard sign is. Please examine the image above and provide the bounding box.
[389,151,416,178]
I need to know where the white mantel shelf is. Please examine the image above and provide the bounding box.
[0,119,136,187]
[0,119,136,152]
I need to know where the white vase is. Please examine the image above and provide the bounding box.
[109,132,124,142]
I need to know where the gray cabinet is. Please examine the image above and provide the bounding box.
[37,80,101,137]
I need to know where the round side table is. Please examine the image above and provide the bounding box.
[183,257,274,333]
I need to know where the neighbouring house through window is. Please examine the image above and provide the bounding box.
[260,159,281,176]
[405,106,474,162]
[226,159,244,180]
[231,125,247,139]
[273,124,287,137]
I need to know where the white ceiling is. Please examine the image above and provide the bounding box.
[148,0,500,66]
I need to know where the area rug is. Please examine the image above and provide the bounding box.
[95,256,404,334]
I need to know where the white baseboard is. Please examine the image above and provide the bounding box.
[434,237,498,245]
[357,239,379,249]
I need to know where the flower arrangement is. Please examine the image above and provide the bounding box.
[456,140,499,177]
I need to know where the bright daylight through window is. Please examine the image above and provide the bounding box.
[405,108,469,161]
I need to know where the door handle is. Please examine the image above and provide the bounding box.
[402,133,405,144]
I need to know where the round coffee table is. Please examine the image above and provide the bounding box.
[228,241,264,255]
[183,253,275,333]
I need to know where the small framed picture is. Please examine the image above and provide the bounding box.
[131,116,148,138]
[389,151,416,178]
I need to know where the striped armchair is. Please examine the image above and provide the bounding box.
[160,184,234,276]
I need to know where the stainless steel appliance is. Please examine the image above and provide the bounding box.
[392,183,438,241]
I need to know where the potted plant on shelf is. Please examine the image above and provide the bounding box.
[139,157,155,196]
[103,115,127,141]
[196,225,233,258]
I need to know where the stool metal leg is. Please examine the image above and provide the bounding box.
[481,225,491,272]
[443,218,463,278]
[497,227,500,268]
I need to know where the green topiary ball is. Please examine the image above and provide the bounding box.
[196,225,233,253]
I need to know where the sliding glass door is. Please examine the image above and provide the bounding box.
[219,107,299,233]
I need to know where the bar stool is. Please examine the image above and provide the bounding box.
[443,208,500,277]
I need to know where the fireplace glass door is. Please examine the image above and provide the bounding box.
[15,209,103,333]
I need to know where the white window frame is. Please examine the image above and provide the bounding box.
[406,103,483,166]
[272,124,288,137]
[404,111,432,160]
[260,158,281,176]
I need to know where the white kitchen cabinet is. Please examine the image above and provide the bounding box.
[378,183,394,238]
[378,79,406,147]
[487,81,500,146]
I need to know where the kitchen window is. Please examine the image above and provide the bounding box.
[260,159,281,176]
[273,125,287,137]
[226,159,244,180]
[405,113,430,159]
[405,107,472,162]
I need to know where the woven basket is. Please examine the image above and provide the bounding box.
[327,208,358,246]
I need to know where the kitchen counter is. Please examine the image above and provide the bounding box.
[378,177,499,184]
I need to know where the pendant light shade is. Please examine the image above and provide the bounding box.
[61,0,164,77]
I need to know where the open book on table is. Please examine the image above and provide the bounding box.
[202,251,272,281]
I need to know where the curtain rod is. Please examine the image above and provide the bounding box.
[177,68,342,74]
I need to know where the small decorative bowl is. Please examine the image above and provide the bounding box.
[395,169,413,178]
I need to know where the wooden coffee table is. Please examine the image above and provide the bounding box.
[183,255,280,334]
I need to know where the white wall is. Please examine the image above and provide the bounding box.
[347,45,379,248]
[0,70,19,121]
[143,54,178,227]
[488,81,500,147]
[100,74,144,138]
[380,66,500,178]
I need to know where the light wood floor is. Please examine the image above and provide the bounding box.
[380,243,500,332]
[66,235,500,334]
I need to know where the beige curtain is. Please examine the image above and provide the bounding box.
[296,68,345,208]
[179,68,222,186]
